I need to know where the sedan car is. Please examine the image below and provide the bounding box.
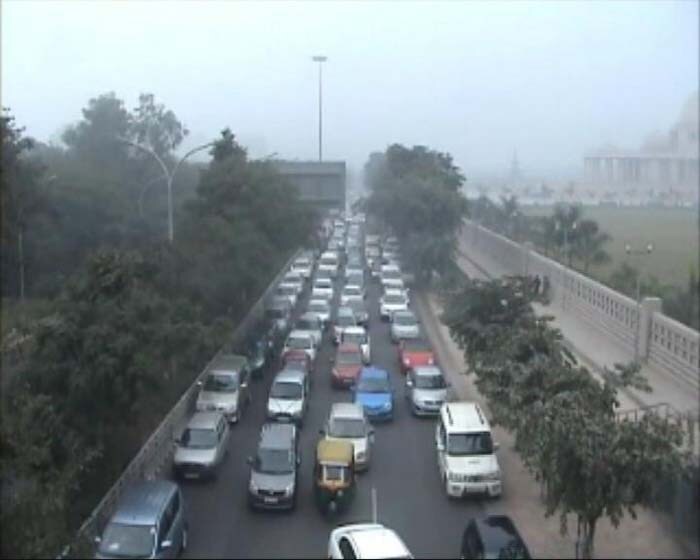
[307,298,331,326]
[291,257,313,279]
[334,306,358,344]
[312,278,334,302]
[390,310,421,342]
[267,369,309,427]
[347,298,369,327]
[460,515,531,559]
[275,282,299,308]
[295,312,323,348]
[398,337,435,374]
[331,343,364,389]
[353,367,394,422]
[322,402,374,471]
[340,284,364,306]
[341,326,370,364]
[173,412,229,480]
[405,366,449,416]
[328,524,413,559]
[379,290,409,321]
[283,330,316,364]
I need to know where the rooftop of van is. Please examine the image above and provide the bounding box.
[111,480,176,527]
[441,402,489,433]
[187,411,223,430]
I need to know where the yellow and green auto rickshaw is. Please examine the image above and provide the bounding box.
[313,439,355,515]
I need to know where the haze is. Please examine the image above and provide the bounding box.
[2,0,697,181]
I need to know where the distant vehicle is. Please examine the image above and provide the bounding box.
[436,402,502,499]
[390,310,421,342]
[460,515,531,559]
[331,343,364,388]
[247,423,300,510]
[196,354,252,423]
[281,349,312,376]
[282,272,304,295]
[265,297,292,339]
[291,257,313,279]
[307,298,332,325]
[347,298,369,327]
[95,480,187,559]
[340,326,370,363]
[379,291,409,321]
[283,330,316,364]
[380,264,404,291]
[296,312,323,348]
[405,366,449,416]
[345,269,365,289]
[318,251,340,278]
[353,367,394,422]
[327,524,413,560]
[173,412,230,480]
[275,282,299,308]
[267,369,310,427]
[312,277,334,302]
[334,306,358,344]
[398,337,435,374]
[340,284,365,306]
[321,402,374,471]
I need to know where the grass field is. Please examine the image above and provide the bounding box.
[522,205,699,288]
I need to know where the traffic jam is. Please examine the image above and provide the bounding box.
[93,211,531,560]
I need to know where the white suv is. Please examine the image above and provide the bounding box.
[318,251,340,278]
[435,402,502,499]
[328,524,413,559]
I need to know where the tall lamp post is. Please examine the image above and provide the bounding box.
[312,55,327,162]
[120,139,214,242]
[555,218,577,310]
[625,242,654,362]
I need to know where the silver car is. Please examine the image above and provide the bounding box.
[267,369,310,427]
[296,312,324,348]
[322,403,374,471]
[173,412,230,480]
[308,298,332,326]
[405,366,449,416]
[195,354,252,423]
[391,310,421,343]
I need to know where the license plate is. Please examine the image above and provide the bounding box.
[263,497,277,504]
[184,472,200,479]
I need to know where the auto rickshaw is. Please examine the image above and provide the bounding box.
[313,439,355,515]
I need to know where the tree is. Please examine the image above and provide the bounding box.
[130,93,189,160]
[572,218,611,272]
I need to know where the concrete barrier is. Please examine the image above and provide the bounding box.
[59,248,301,559]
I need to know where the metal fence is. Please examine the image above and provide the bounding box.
[59,248,301,559]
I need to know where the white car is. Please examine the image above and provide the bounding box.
[291,257,313,279]
[283,330,316,363]
[379,291,409,321]
[282,272,304,295]
[319,251,340,278]
[341,326,370,364]
[323,403,374,471]
[308,298,331,325]
[340,284,364,306]
[328,524,413,559]
[312,278,334,302]
[267,369,309,426]
[275,282,298,308]
[334,306,358,344]
[390,310,421,342]
[295,312,324,348]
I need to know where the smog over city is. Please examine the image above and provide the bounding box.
[1,2,698,560]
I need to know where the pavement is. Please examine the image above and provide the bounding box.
[415,290,690,559]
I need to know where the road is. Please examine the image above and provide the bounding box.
[177,272,489,559]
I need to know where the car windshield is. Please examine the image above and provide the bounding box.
[315,280,332,289]
[309,302,328,313]
[394,313,417,326]
[344,287,361,295]
[297,319,317,331]
[337,350,362,365]
[383,270,401,279]
[320,257,337,265]
[287,336,311,349]
[256,447,294,474]
[415,373,446,389]
[278,286,296,295]
[181,427,218,449]
[322,465,346,481]
[384,294,406,304]
[349,301,366,313]
[284,359,308,372]
[447,432,494,456]
[403,339,431,352]
[357,376,390,393]
[329,417,366,438]
[99,523,155,558]
[270,381,303,399]
[343,332,367,345]
[203,373,238,392]
[337,315,355,327]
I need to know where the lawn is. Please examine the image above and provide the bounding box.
[522,205,699,288]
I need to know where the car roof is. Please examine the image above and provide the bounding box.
[268,297,291,309]
[187,411,223,430]
[441,402,490,432]
[274,369,306,383]
[110,480,177,527]
[344,525,411,559]
[412,365,443,377]
[470,515,529,556]
[330,402,365,419]
[209,353,248,372]
[309,299,330,308]
[343,326,366,335]
[337,306,355,316]
[299,312,321,322]
[288,329,312,339]
[393,310,415,319]
[402,338,431,351]
[338,343,362,353]
[359,366,389,380]
[343,284,362,291]
[259,422,296,449]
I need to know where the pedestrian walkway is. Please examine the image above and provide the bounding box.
[415,290,691,559]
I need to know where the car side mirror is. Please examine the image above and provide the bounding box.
[196,380,203,387]
[241,382,248,389]
[246,456,254,466]
[437,442,445,452]
[160,540,172,551]
[94,536,102,545]
[406,379,413,387]
[174,437,181,445]
[296,455,301,466]
[493,442,500,452]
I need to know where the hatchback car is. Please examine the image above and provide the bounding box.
[347,298,370,327]
[173,412,230,480]
[196,354,252,423]
[267,369,310,427]
[291,257,313,279]
[283,330,316,364]
[312,278,334,302]
[341,326,370,364]
[379,291,409,321]
[398,337,435,374]
[296,312,323,348]
[275,282,299,308]
[460,515,531,559]
[265,297,292,340]
[322,402,374,471]
[331,343,365,388]
[308,298,332,325]
[390,310,421,343]
[354,367,394,422]
[95,480,187,559]
[334,306,358,344]
[248,423,300,510]
[328,523,413,559]
[340,284,365,306]
[405,366,449,416]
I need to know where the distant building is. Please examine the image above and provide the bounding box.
[583,93,699,202]
[508,149,522,186]
[272,160,346,210]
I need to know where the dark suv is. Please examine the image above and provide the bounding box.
[460,515,531,559]
[247,423,300,510]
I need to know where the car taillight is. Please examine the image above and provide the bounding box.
[428,356,435,365]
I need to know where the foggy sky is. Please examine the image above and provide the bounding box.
[2,0,697,183]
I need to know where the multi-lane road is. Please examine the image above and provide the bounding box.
[177,271,492,559]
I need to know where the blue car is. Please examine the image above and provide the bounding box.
[353,367,394,422]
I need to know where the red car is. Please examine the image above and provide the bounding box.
[331,343,364,388]
[282,349,312,374]
[398,337,435,374]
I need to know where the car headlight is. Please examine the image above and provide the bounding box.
[484,470,501,481]
[403,358,411,366]
[355,451,366,461]
[448,471,465,483]
[428,356,435,365]
[249,479,258,493]
[382,401,392,410]
[284,482,295,497]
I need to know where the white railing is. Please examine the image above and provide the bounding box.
[650,312,700,390]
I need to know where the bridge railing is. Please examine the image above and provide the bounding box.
[59,248,301,559]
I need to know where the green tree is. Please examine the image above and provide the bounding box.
[572,218,612,272]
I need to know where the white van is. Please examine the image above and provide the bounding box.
[435,402,502,499]
[319,251,340,278]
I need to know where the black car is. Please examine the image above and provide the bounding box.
[460,515,531,559]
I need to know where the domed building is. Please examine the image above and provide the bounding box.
[583,92,698,204]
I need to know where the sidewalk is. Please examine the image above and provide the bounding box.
[415,291,690,559]
[456,235,700,419]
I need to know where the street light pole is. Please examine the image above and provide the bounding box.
[120,139,214,242]
[626,242,654,363]
[312,55,327,162]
